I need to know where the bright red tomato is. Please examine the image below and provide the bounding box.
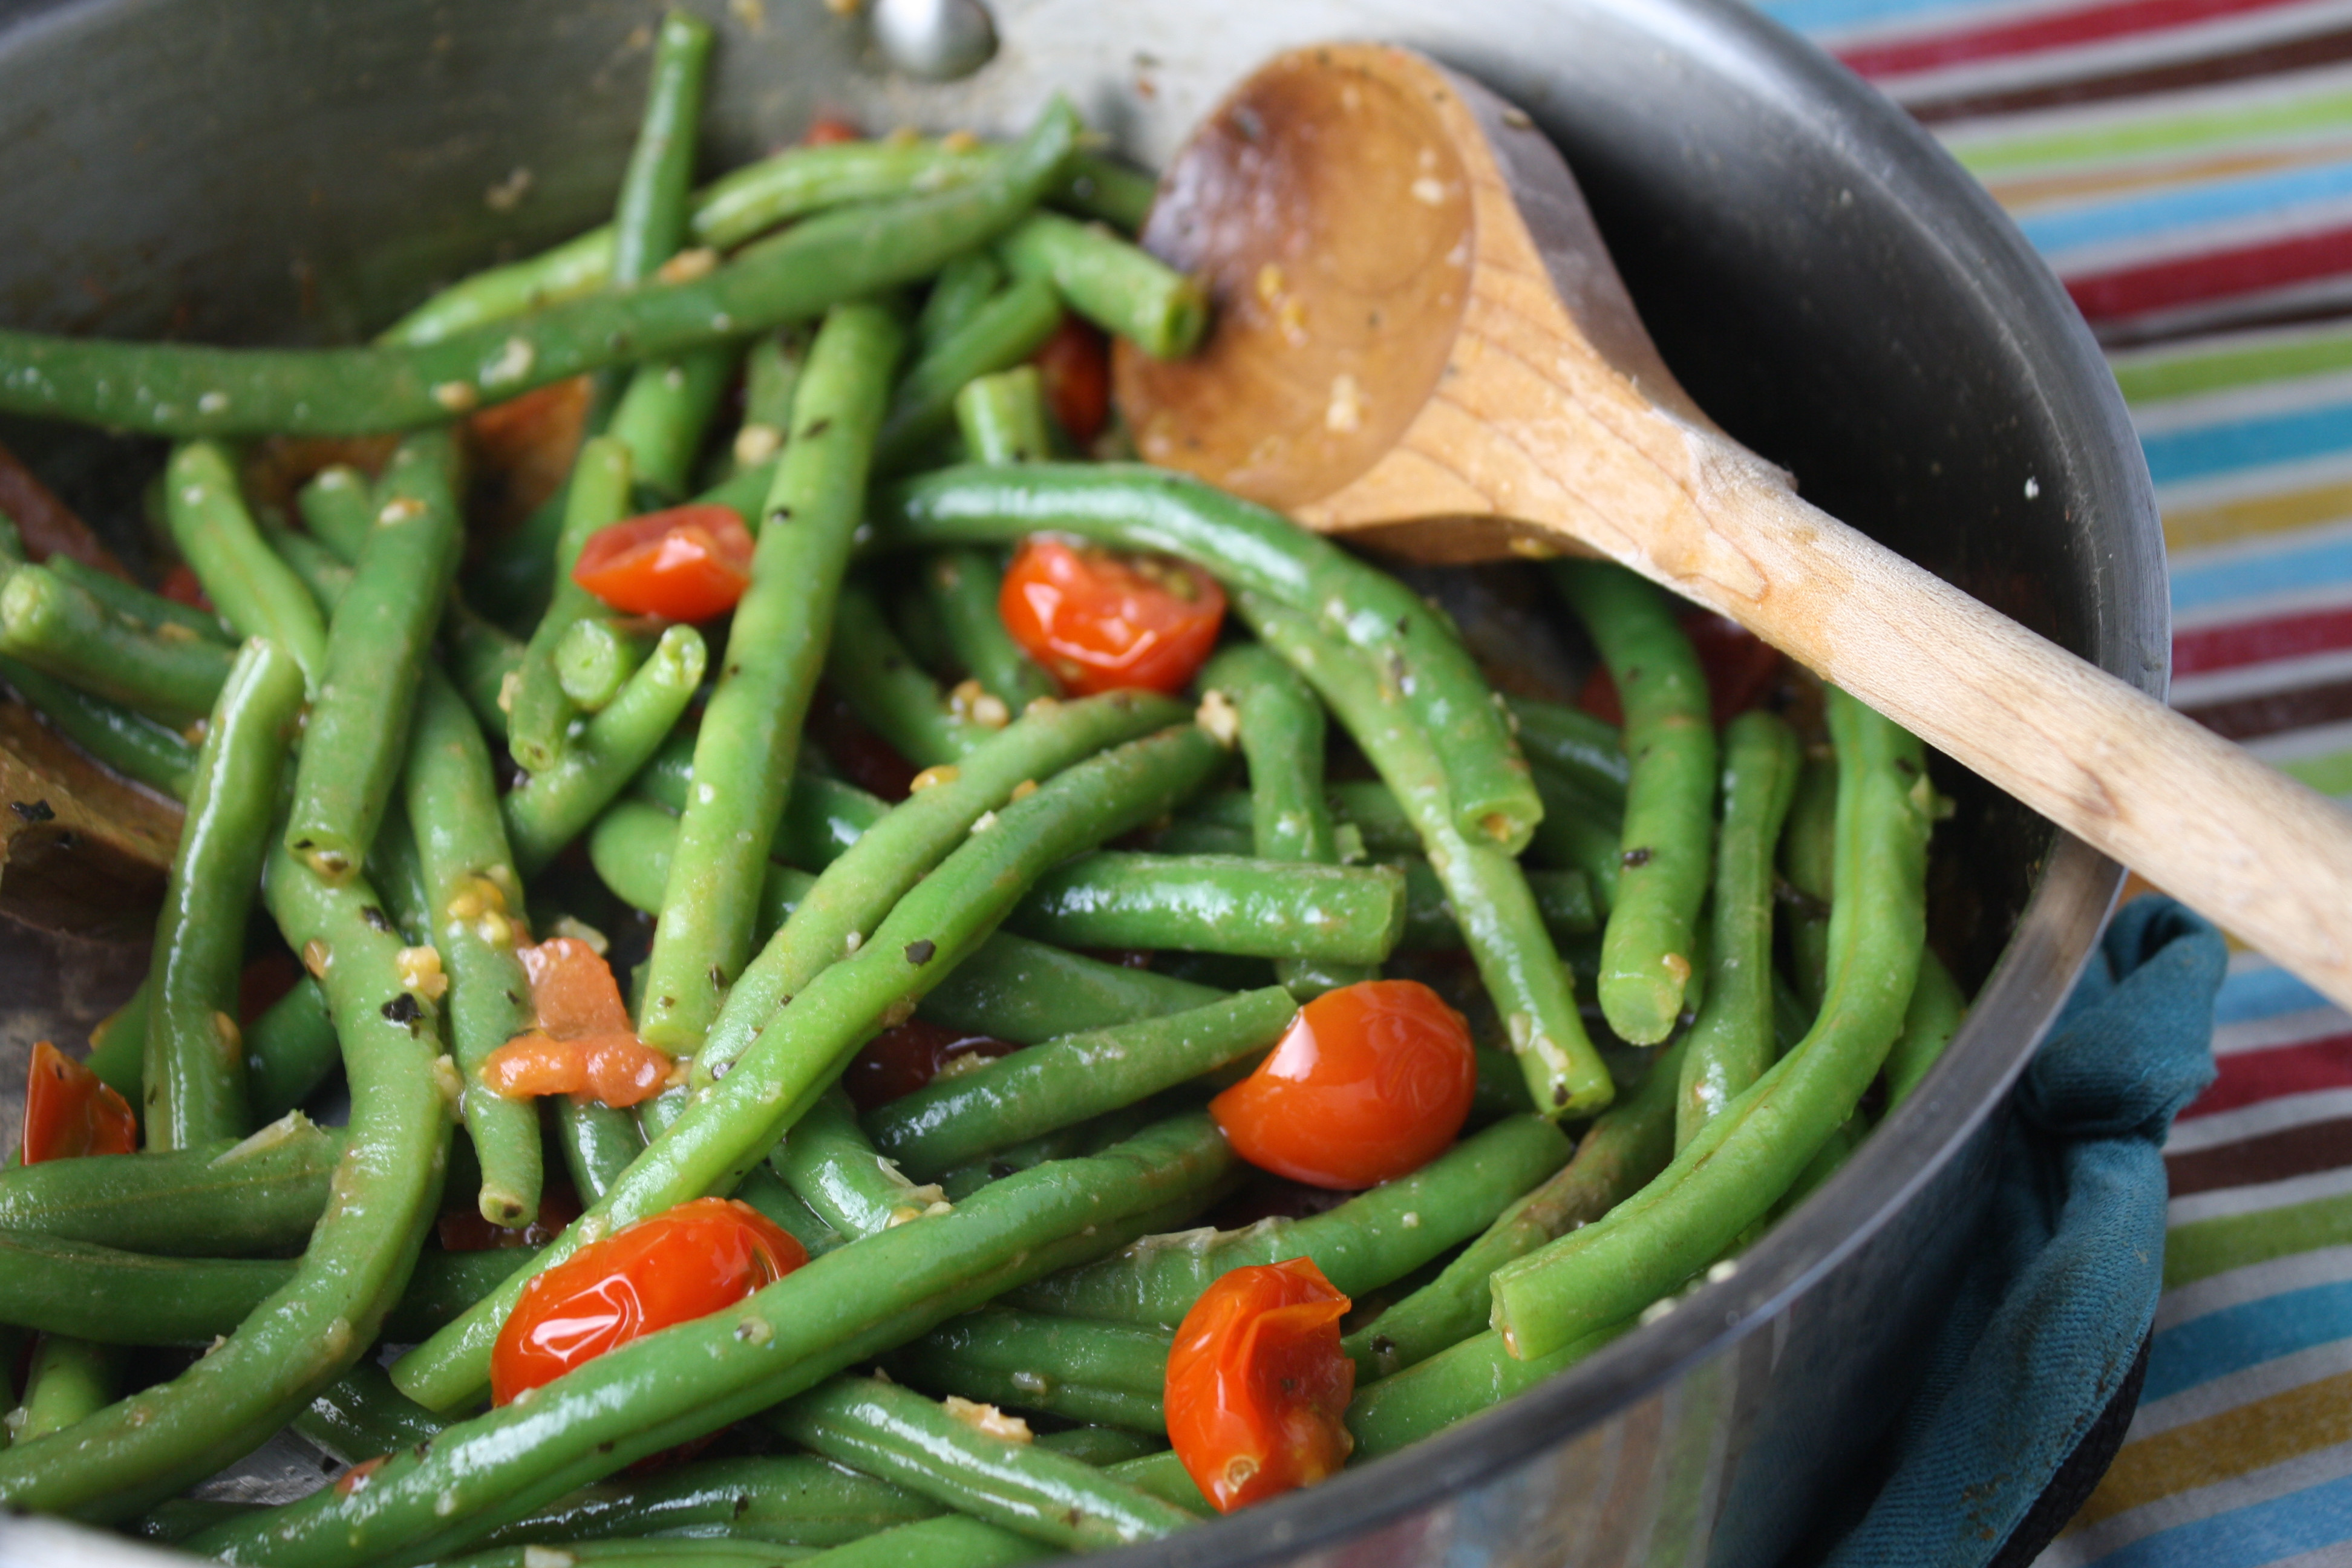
[1166,1258,1354,1513]
[572,505,756,622]
[1032,313,1111,447]
[21,1040,137,1165]
[843,1018,1020,1113]
[482,938,672,1108]
[489,1197,806,1405]
[998,537,1225,697]
[518,937,632,1037]
[1209,980,1474,1189]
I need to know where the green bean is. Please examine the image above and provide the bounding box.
[694,689,1183,1085]
[505,624,707,875]
[1013,1116,1572,1328]
[0,1114,340,1256]
[1040,1427,1166,1468]
[774,1088,944,1238]
[934,1105,1166,1203]
[1346,1321,1630,1460]
[555,615,656,711]
[258,517,352,607]
[1780,753,1837,1010]
[1549,562,1716,1045]
[560,1102,644,1205]
[396,724,1226,1413]
[632,735,887,869]
[475,1454,936,1551]
[466,492,573,632]
[509,435,636,774]
[878,463,1543,854]
[1395,858,1595,950]
[1345,1038,1685,1380]
[1885,949,1965,1108]
[0,563,234,727]
[47,557,229,647]
[867,987,1298,1182]
[0,653,196,796]
[1526,763,1623,915]
[283,430,464,879]
[639,303,904,1053]
[13,1336,114,1444]
[445,1544,820,1568]
[1056,153,1157,233]
[995,212,1206,360]
[143,639,306,1150]
[731,327,810,473]
[1504,694,1628,808]
[890,1310,1169,1434]
[1007,852,1406,965]
[444,596,528,740]
[826,581,991,766]
[1200,641,1373,998]
[205,1116,1235,1561]
[786,1516,1040,1568]
[163,442,330,691]
[381,1247,552,1345]
[1775,1116,1861,1221]
[875,278,1065,472]
[0,104,1082,437]
[292,1361,445,1466]
[1489,688,1932,1361]
[1676,711,1802,1151]
[245,978,340,1121]
[403,670,544,1226]
[925,547,1057,714]
[609,344,740,507]
[768,1375,1193,1550]
[921,253,1008,349]
[1241,593,1610,1117]
[1178,780,1422,860]
[0,1231,301,1344]
[295,464,373,562]
[610,10,712,288]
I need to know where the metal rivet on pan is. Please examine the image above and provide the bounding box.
[871,0,997,80]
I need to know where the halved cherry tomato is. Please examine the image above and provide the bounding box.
[1166,1258,1354,1513]
[481,938,672,1108]
[843,1018,1020,1113]
[572,505,756,622]
[439,1184,584,1253]
[21,1039,137,1165]
[158,563,211,613]
[801,116,863,146]
[1209,979,1474,1189]
[998,537,1225,697]
[489,1197,806,1406]
[1032,313,1111,447]
[1577,609,1782,728]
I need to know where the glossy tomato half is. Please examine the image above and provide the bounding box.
[998,536,1224,697]
[21,1040,136,1165]
[490,1197,806,1405]
[1166,1257,1354,1512]
[572,505,755,622]
[1210,980,1475,1189]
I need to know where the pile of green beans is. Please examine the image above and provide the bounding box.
[0,21,1971,1563]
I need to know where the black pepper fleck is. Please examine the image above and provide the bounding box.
[8,799,53,823]
[1622,846,1653,868]
[381,993,423,1028]
[905,939,936,965]
[361,905,394,934]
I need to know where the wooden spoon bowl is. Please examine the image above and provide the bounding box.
[1116,42,2352,1010]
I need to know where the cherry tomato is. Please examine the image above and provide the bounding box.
[1165,1258,1354,1513]
[843,1018,1020,1113]
[158,563,211,613]
[1031,313,1111,447]
[1577,609,1782,728]
[21,1039,137,1165]
[439,1184,583,1253]
[482,938,672,1108]
[998,537,1225,697]
[1209,980,1474,1189]
[572,505,756,622]
[800,116,863,146]
[489,1197,806,1406]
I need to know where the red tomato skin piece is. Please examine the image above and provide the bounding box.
[1166,1258,1354,1513]
[21,1039,137,1165]
[997,537,1226,697]
[1031,313,1111,447]
[572,505,756,622]
[490,1197,807,1405]
[480,1030,671,1108]
[1209,980,1475,1189]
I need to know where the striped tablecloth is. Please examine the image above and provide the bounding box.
[1742,0,2352,1560]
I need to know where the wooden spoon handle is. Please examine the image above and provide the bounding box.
[1568,440,2352,1009]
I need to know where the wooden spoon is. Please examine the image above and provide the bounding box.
[1114,42,2352,1011]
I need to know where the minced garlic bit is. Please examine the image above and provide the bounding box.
[497,668,521,714]
[949,678,1008,729]
[843,930,864,956]
[397,945,449,1003]
[550,915,608,955]
[379,496,428,526]
[521,1547,578,1568]
[1256,262,1285,304]
[909,763,961,793]
[1195,688,1241,746]
[941,128,979,152]
[1411,176,1447,205]
[1325,373,1365,434]
[1659,950,1693,986]
[480,336,535,387]
[430,1054,465,1111]
[656,247,719,285]
[485,166,533,212]
[301,939,333,979]
[734,423,783,467]
[969,811,998,835]
[212,1010,243,1056]
[943,1397,1033,1443]
[1010,779,1038,801]
[430,381,480,414]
